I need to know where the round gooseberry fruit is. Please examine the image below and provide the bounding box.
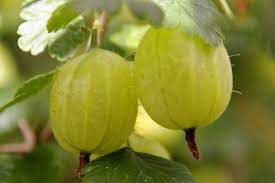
[135,27,233,159]
[50,49,138,175]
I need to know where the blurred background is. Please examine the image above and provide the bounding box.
[0,0,274,182]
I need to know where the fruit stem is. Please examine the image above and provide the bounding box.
[96,11,108,47]
[75,152,91,177]
[185,128,200,159]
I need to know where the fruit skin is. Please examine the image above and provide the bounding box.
[135,27,233,130]
[50,48,138,155]
[135,27,233,158]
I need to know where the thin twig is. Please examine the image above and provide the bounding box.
[95,11,108,47]
[233,90,243,95]
[39,123,53,143]
[81,13,94,52]
[229,54,241,58]
[0,119,36,154]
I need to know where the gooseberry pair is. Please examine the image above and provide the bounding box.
[50,27,233,168]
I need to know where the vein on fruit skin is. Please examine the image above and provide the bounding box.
[67,59,86,150]
[57,60,82,152]
[155,30,182,129]
[92,54,111,153]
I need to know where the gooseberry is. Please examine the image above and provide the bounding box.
[135,27,233,159]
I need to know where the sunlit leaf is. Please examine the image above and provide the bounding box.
[18,0,86,61]
[47,2,79,32]
[17,0,68,55]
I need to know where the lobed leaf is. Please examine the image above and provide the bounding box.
[72,0,122,14]
[124,0,164,26]
[18,0,224,60]
[18,0,68,56]
[18,0,86,61]
[48,17,85,61]
[83,148,195,183]
[152,0,224,45]
[47,2,80,32]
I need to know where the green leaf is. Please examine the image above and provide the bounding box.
[125,0,164,26]
[47,2,79,32]
[18,0,86,61]
[17,0,68,56]
[83,148,195,183]
[48,17,85,61]
[152,0,224,45]
[0,70,57,113]
[72,0,122,14]
[72,0,163,25]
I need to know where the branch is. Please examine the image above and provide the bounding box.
[0,119,36,154]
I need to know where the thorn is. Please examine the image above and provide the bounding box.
[232,90,243,94]
[229,54,241,58]
[75,152,90,177]
[185,128,200,160]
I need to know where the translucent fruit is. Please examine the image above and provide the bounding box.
[50,49,138,156]
[135,27,233,159]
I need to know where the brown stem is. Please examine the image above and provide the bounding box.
[185,128,200,159]
[0,119,36,154]
[39,123,53,143]
[75,152,91,177]
[81,13,94,52]
[96,11,108,47]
